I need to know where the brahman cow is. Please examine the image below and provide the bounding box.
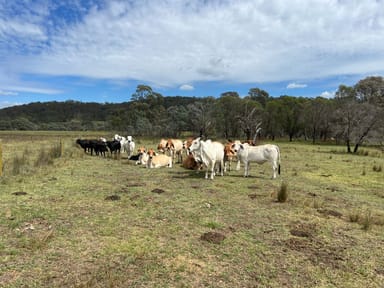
[231,142,281,178]
[165,138,184,163]
[223,140,241,172]
[146,148,173,168]
[188,137,224,179]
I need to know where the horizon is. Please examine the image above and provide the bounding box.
[1,1,384,109]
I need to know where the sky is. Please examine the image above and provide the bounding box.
[1,0,384,108]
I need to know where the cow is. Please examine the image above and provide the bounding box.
[134,147,149,165]
[146,148,173,168]
[106,140,121,155]
[182,153,202,170]
[76,139,92,153]
[231,142,281,178]
[123,135,135,157]
[223,140,242,172]
[165,138,184,163]
[188,137,224,179]
[157,138,168,153]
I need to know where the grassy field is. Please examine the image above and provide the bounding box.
[0,131,383,287]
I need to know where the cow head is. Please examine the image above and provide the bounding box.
[231,142,244,153]
[137,147,146,155]
[147,148,157,159]
[188,137,201,153]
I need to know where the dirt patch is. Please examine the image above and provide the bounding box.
[12,191,28,196]
[200,232,226,244]
[290,229,311,238]
[248,194,258,199]
[104,195,121,201]
[151,188,165,194]
[289,222,316,238]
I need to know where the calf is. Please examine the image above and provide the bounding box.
[232,143,281,178]
[146,148,172,168]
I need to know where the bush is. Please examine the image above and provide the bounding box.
[277,181,288,203]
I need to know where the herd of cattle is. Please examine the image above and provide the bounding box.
[75,134,281,180]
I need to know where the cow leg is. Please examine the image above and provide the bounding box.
[244,162,250,177]
[272,161,277,179]
[220,159,224,176]
[210,160,215,179]
[236,160,241,171]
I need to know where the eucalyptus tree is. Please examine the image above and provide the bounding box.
[216,91,243,139]
[334,77,384,152]
[187,98,217,138]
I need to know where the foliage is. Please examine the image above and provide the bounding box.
[0,77,383,149]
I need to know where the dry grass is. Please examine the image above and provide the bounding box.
[0,131,384,287]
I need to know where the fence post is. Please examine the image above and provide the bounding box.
[0,140,2,177]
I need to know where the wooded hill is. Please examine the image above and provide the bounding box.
[0,77,383,153]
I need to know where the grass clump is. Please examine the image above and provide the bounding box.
[34,143,62,167]
[372,164,382,172]
[361,210,373,231]
[277,181,288,203]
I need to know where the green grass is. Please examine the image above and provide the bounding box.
[0,132,383,287]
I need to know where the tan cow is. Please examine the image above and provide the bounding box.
[146,148,173,168]
[165,138,184,163]
[157,139,167,153]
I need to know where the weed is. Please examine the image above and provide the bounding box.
[348,210,360,223]
[204,221,223,229]
[361,210,373,231]
[373,164,382,172]
[277,181,288,203]
[11,153,28,175]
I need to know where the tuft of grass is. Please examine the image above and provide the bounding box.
[361,167,366,176]
[34,144,62,167]
[11,153,28,175]
[372,164,382,172]
[277,181,288,203]
[361,210,373,231]
[348,209,360,223]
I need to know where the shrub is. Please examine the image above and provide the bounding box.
[277,181,288,203]
[373,165,382,172]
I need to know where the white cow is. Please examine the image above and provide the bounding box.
[188,137,224,179]
[124,135,135,158]
[232,143,281,178]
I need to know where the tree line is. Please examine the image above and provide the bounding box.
[0,76,383,153]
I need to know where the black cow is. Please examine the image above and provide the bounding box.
[106,140,121,155]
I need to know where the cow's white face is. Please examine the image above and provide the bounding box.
[231,143,243,153]
[188,138,201,153]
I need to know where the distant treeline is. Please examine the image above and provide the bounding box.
[0,77,383,153]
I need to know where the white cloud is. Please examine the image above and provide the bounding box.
[1,0,384,89]
[179,84,194,91]
[287,83,308,89]
[320,91,335,99]
[0,90,18,96]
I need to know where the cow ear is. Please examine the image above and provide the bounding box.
[240,144,244,150]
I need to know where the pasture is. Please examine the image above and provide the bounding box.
[0,131,383,287]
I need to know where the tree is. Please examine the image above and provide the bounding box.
[217,92,242,139]
[277,96,305,141]
[334,80,384,153]
[187,98,217,138]
[236,100,263,141]
[247,88,270,108]
[131,85,154,101]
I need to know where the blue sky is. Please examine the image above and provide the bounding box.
[1,0,384,108]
